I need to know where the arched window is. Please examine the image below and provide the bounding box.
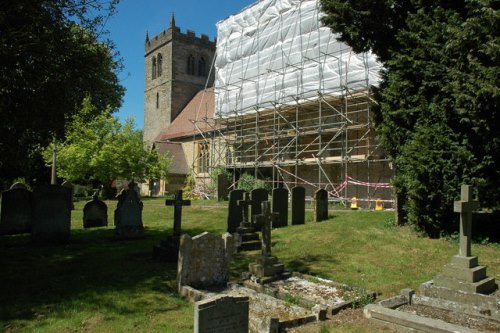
[152,56,157,79]
[197,143,210,173]
[156,92,159,109]
[157,53,163,77]
[187,54,195,75]
[198,57,206,77]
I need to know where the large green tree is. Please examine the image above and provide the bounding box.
[44,98,171,198]
[0,0,124,184]
[320,0,499,236]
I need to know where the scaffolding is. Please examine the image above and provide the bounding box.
[190,0,393,207]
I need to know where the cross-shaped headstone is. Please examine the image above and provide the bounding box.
[165,190,191,240]
[237,192,254,226]
[453,185,479,257]
[254,201,278,259]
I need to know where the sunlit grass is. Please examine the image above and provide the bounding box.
[1,197,498,332]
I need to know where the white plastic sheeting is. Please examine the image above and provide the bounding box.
[214,0,382,118]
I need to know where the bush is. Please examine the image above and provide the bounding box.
[237,173,272,192]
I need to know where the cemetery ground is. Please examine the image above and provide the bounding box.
[1,198,498,333]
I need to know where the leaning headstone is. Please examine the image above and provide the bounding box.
[83,195,108,228]
[314,188,328,222]
[154,190,191,261]
[250,188,268,230]
[250,201,290,284]
[114,182,144,239]
[272,188,288,228]
[291,186,306,225]
[194,295,249,333]
[177,232,233,292]
[217,174,229,201]
[31,185,72,244]
[0,184,33,235]
[227,189,246,233]
[61,180,75,210]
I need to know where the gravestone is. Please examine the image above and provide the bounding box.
[31,185,72,244]
[227,189,246,233]
[114,182,144,239]
[177,232,233,292]
[0,184,33,235]
[250,188,268,230]
[10,182,28,190]
[83,195,108,228]
[272,188,288,228]
[236,192,261,251]
[61,181,74,210]
[430,185,496,294]
[154,190,191,261]
[250,201,290,284]
[217,174,229,201]
[314,188,328,222]
[194,295,249,333]
[291,186,306,225]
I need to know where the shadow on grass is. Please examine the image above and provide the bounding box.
[0,224,217,324]
[287,254,339,275]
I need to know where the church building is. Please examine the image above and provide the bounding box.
[145,0,394,208]
[143,15,216,196]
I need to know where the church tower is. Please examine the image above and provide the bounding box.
[144,14,216,146]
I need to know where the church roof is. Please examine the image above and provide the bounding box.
[154,142,189,175]
[155,88,217,141]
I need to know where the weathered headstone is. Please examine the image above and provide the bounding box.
[235,192,261,251]
[83,195,108,228]
[31,185,72,244]
[272,188,288,228]
[314,188,328,222]
[250,188,268,230]
[178,232,233,292]
[0,184,33,235]
[194,295,249,333]
[61,180,74,210]
[154,190,191,261]
[217,174,229,201]
[249,201,290,284]
[114,182,144,239]
[227,189,246,233]
[291,186,306,225]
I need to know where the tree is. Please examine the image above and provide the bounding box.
[320,0,499,236]
[44,98,171,198]
[0,0,124,183]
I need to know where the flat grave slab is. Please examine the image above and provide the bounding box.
[364,288,500,333]
[245,274,375,318]
[181,284,316,332]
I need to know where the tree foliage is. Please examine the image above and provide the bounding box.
[320,0,499,236]
[44,98,171,198]
[0,0,124,183]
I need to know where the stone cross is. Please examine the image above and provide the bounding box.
[237,192,254,226]
[453,185,479,257]
[165,190,191,240]
[254,201,277,259]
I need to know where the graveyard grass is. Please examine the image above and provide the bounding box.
[1,198,498,333]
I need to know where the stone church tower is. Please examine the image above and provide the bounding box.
[143,15,216,146]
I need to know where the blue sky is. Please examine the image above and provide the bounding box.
[106,0,256,129]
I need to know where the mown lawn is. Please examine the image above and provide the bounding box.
[1,197,498,332]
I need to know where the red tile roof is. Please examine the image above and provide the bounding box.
[154,142,190,175]
[155,88,217,141]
